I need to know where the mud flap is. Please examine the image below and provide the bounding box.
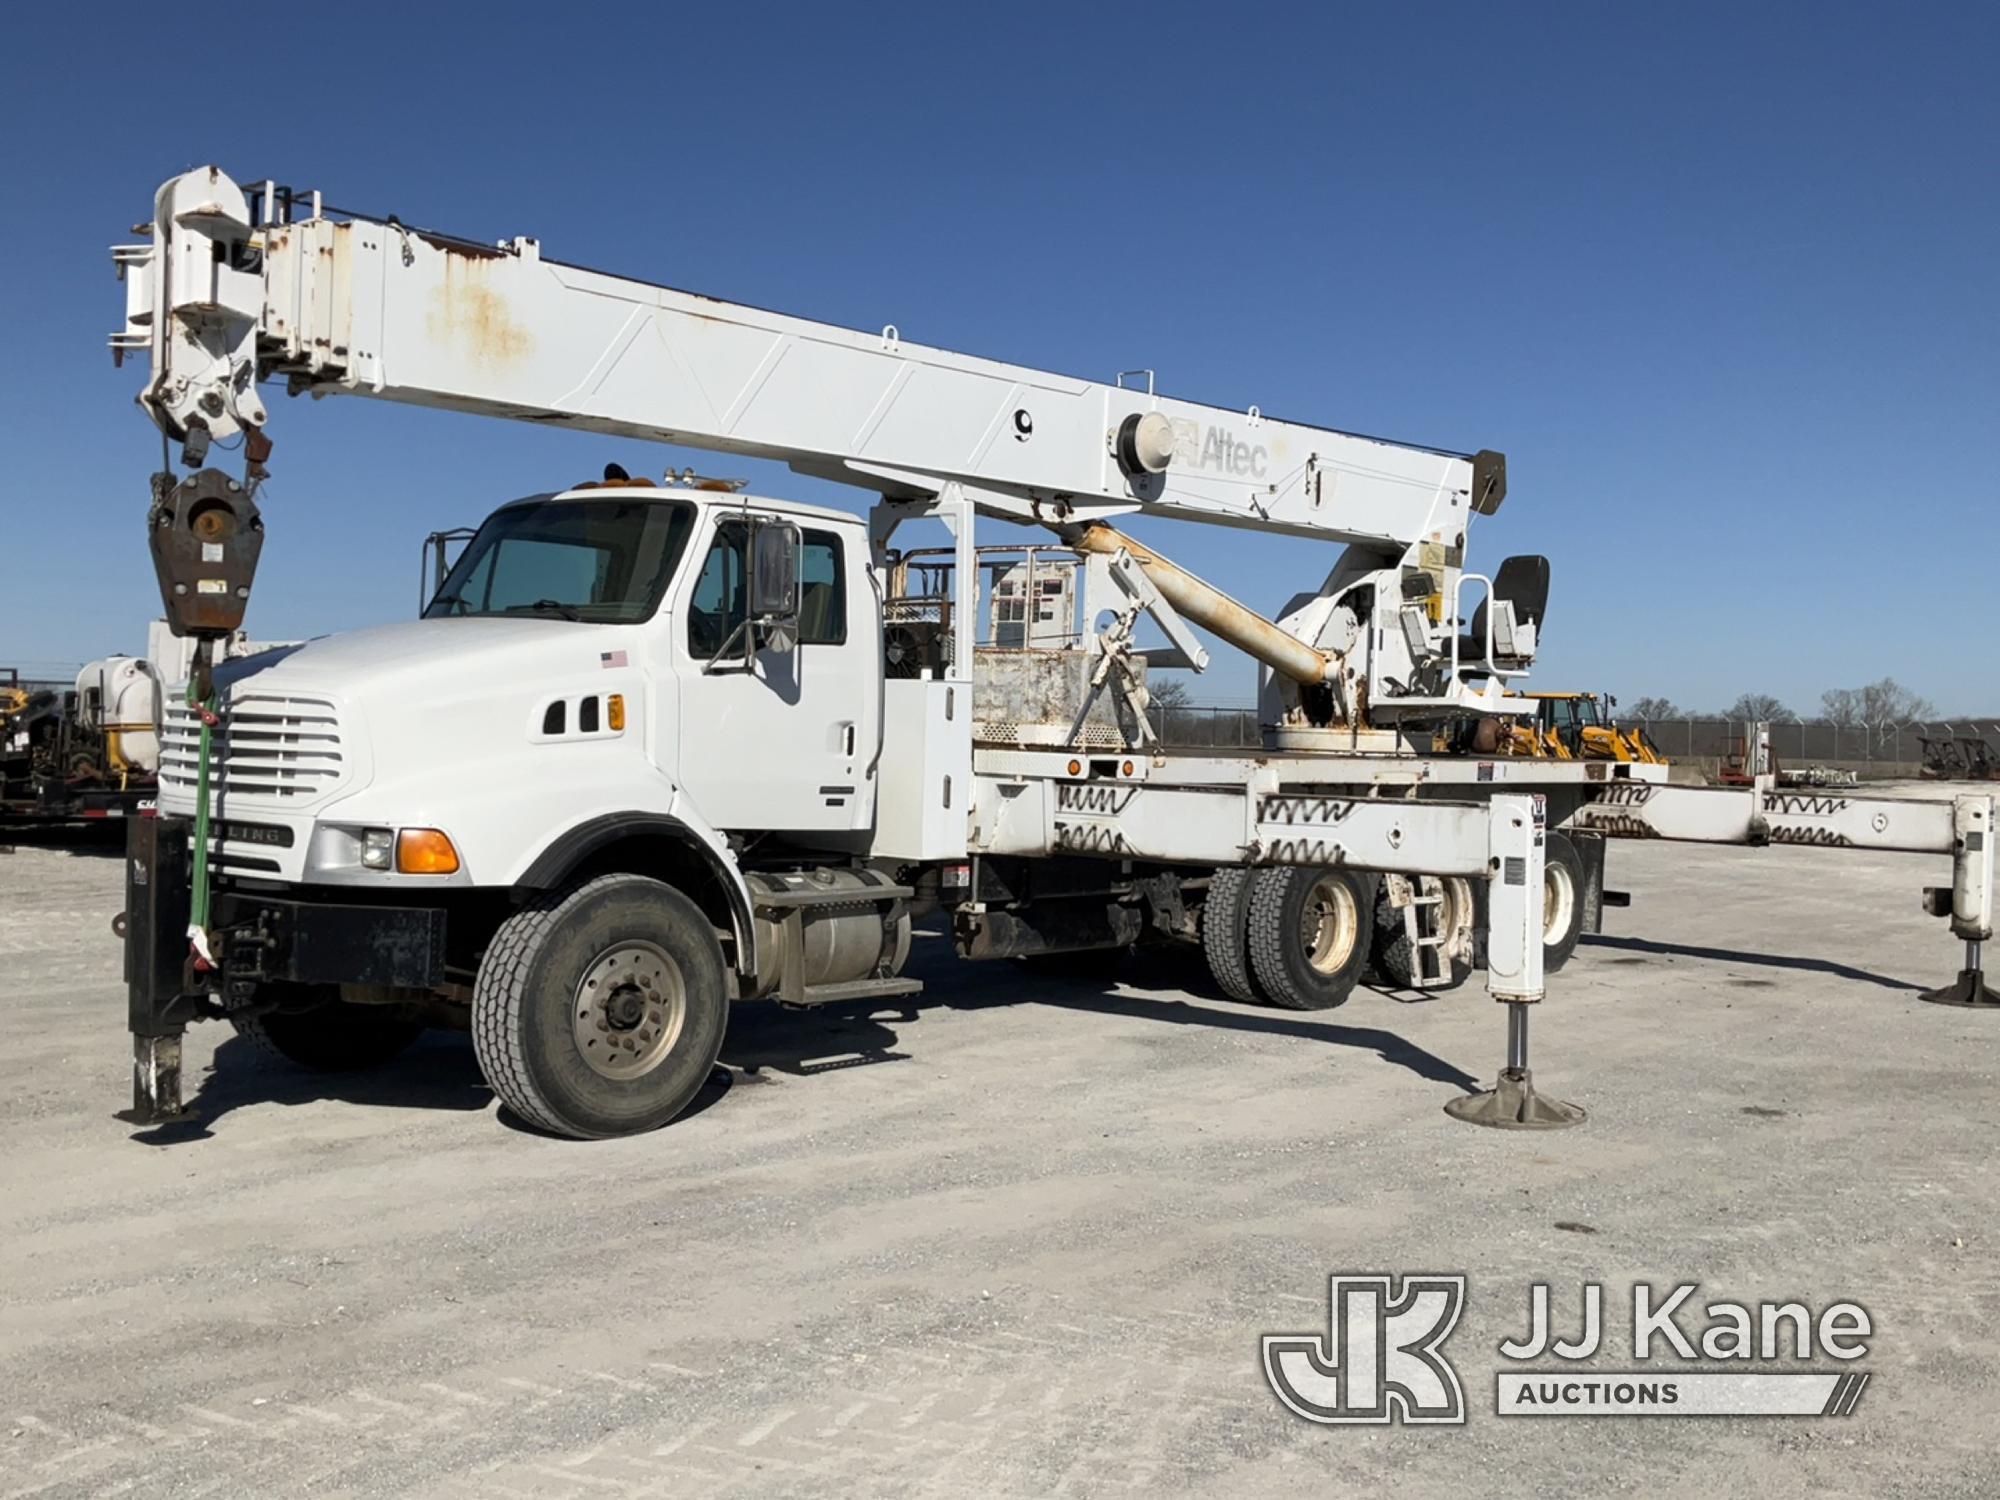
[1576,830,1607,937]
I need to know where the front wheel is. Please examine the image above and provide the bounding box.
[473,873,729,1139]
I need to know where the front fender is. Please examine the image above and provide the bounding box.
[514,808,758,986]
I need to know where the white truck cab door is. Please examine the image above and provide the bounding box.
[672,516,877,834]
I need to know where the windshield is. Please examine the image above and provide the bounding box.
[425,497,697,624]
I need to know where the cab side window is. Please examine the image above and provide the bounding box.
[798,530,846,645]
[688,522,845,653]
[687,523,745,658]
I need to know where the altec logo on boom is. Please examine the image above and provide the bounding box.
[1263,1276,1874,1423]
[1170,418,1269,479]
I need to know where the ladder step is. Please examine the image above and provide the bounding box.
[754,882,915,911]
[788,976,924,1007]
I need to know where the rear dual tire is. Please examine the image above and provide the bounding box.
[1396,830,1585,980]
[1370,875,1477,991]
[1201,865,1376,1011]
[1537,830,1586,973]
[1201,834,1586,1007]
[1248,867,1378,1010]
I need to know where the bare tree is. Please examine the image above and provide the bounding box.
[1726,692,1789,722]
[1858,676,1934,724]
[1627,695,1679,719]
[1821,678,1934,729]
[1149,676,1194,710]
[1819,687,1862,728]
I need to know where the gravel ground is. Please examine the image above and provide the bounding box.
[1,826,1996,1498]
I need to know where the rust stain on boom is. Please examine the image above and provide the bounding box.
[425,243,535,368]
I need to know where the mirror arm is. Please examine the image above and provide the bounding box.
[702,615,756,675]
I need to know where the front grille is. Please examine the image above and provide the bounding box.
[160,692,347,806]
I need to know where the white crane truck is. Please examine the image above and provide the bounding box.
[112,168,1995,1140]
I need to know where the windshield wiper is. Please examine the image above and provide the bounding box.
[428,592,468,616]
[509,598,583,621]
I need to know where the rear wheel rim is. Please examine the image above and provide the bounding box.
[1543,863,1576,946]
[1436,876,1473,948]
[572,940,686,1081]
[1304,877,1359,974]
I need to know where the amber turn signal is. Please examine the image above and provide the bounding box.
[607,693,625,731]
[396,827,461,875]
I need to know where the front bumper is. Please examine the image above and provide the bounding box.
[123,817,453,1125]
[126,817,450,1019]
[212,890,448,990]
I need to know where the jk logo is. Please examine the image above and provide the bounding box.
[1263,1275,1467,1425]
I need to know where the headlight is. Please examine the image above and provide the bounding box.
[361,828,394,870]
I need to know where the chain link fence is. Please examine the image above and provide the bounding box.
[1633,717,2000,777]
[1147,705,1261,749]
[1147,706,2000,777]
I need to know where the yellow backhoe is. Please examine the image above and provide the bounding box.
[1516,692,1667,763]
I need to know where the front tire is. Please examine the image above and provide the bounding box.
[473,873,729,1139]
[1247,867,1377,1010]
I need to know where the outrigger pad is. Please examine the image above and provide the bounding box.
[1920,970,2000,1009]
[1445,1068,1586,1130]
[119,1034,193,1126]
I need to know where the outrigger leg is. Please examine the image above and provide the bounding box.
[119,814,201,1123]
[1921,940,1999,1009]
[1919,796,1997,1009]
[1447,793,1586,1130]
[1446,1000,1587,1129]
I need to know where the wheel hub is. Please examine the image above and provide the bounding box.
[1304,876,1359,975]
[572,941,686,1081]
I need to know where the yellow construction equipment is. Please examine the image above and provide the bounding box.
[1513,692,1668,763]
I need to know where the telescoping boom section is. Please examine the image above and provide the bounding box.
[115,169,1501,547]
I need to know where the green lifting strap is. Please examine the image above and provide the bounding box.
[187,675,216,951]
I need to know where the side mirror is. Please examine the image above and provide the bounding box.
[750,521,801,654]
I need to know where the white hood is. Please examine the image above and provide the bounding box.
[216,616,638,695]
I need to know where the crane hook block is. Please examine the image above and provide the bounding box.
[148,468,265,638]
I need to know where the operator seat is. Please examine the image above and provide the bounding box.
[1456,554,1549,669]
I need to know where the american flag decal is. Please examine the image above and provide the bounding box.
[600,649,628,669]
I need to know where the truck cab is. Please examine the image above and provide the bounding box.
[161,482,880,881]
[139,482,917,1139]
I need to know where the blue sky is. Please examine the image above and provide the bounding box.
[3,1,1994,714]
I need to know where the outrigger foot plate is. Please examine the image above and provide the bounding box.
[119,1034,193,1125]
[1920,969,2000,1008]
[1446,1067,1586,1130]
